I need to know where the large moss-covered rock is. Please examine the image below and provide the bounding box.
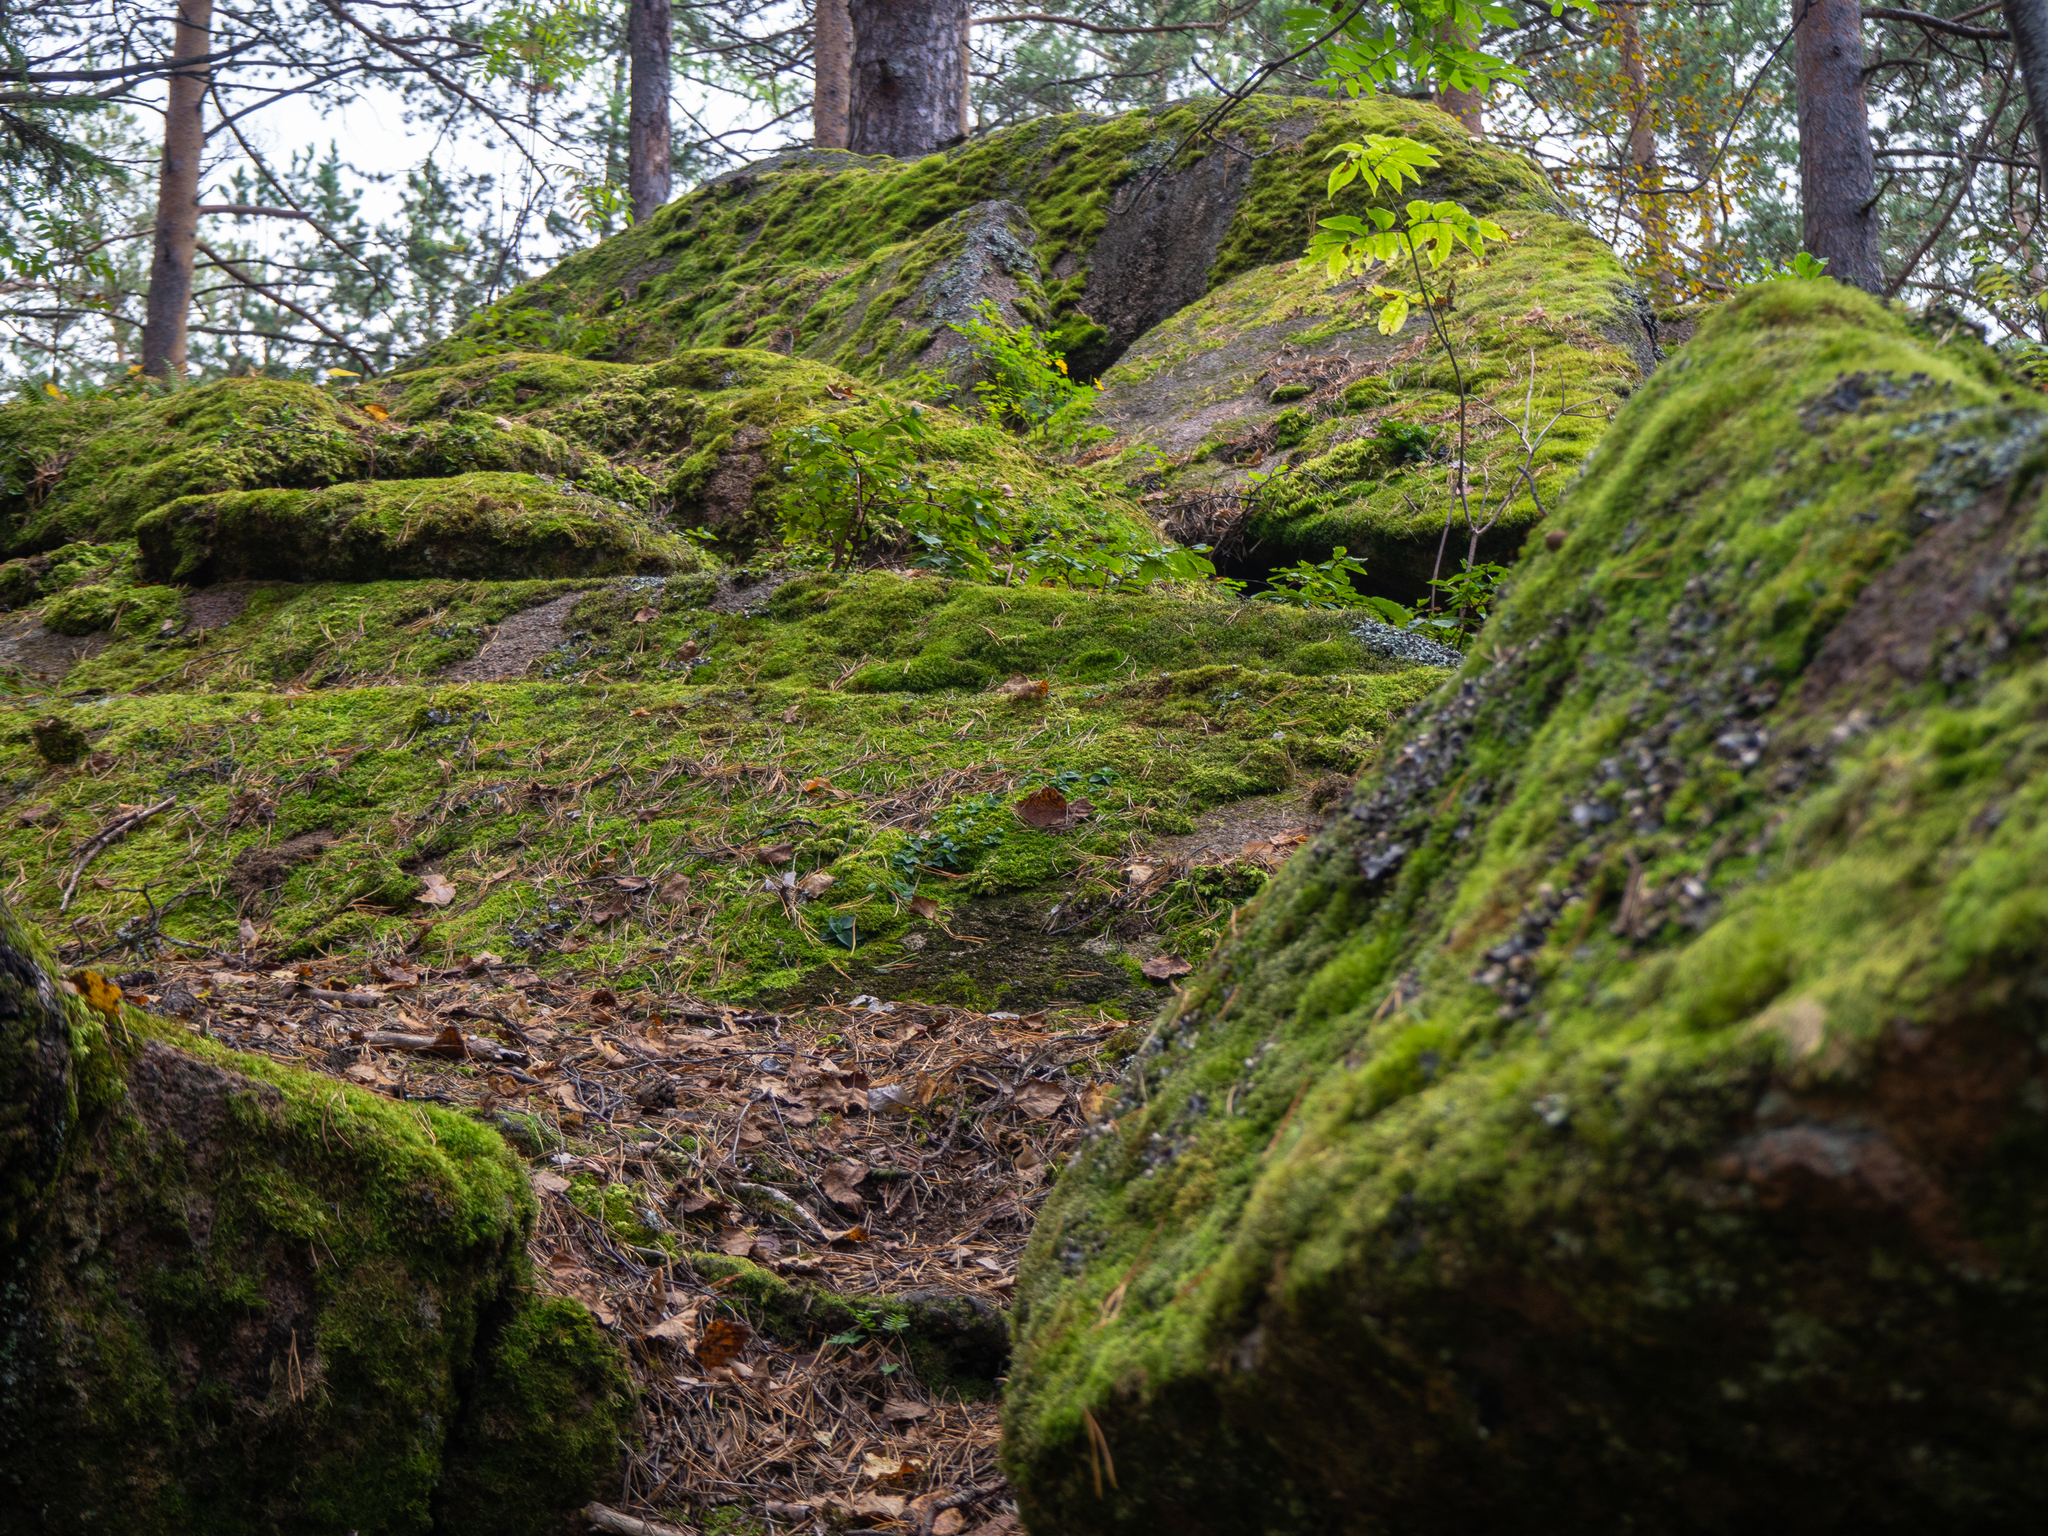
[424,96,1559,380]
[1004,281,2048,1530]
[1087,209,1651,598]
[0,902,633,1533]
[135,472,701,585]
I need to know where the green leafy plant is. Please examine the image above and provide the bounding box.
[1763,251,1830,283]
[950,300,1107,449]
[1421,558,1508,642]
[777,401,1220,592]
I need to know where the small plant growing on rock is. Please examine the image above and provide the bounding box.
[950,300,1108,451]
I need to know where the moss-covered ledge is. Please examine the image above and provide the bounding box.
[0,902,632,1535]
[1003,282,2048,1532]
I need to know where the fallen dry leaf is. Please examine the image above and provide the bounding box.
[797,870,836,898]
[990,674,1049,701]
[908,894,941,921]
[1014,786,1069,829]
[715,1225,757,1257]
[821,1159,868,1207]
[754,842,795,866]
[416,872,457,906]
[696,1317,751,1367]
[632,606,658,623]
[1141,953,1193,980]
[1013,1081,1066,1119]
[361,401,390,421]
[880,1398,931,1422]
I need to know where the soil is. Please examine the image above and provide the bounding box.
[757,891,1152,1015]
[444,591,588,683]
[228,829,336,902]
[1139,789,1326,866]
[182,584,257,633]
[0,612,108,686]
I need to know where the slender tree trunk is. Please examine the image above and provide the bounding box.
[815,0,852,148]
[1618,3,1668,292]
[627,0,673,222]
[847,0,970,157]
[2004,0,2048,178]
[140,0,213,379]
[1431,20,1485,137]
[959,8,973,139]
[1793,0,1883,292]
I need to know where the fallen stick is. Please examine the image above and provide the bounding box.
[355,1027,529,1065]
[917,1482,1005,1536]
[585,1504,693,1536]
[59,796,177,912]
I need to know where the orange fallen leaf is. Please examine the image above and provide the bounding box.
[696,1317,752,1367]
[360,402,390,421]
[990,674,1049,701]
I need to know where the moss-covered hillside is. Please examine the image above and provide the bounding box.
[425,95,1559,379]
[1003,281,2048,1531]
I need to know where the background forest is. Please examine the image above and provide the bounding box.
[5,0,2047,386]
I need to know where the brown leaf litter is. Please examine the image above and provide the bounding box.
[129,954,1130,1535]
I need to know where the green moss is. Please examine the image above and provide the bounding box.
[419,97,1557,383]
[4,959,631,1533]
[134,472,701,585]
[1004,283,2048,1531]
[1088,209,1646,599]
[437,1295,636,1536]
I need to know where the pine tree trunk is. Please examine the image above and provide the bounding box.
[1618,3,1669,293]
[140,0,213,379]
[847,0,970,158]
[1431,19,1485,137]
[1793,0,1883,292]
[627,0,673,222]
[2004,0,2048,178]
[815,0,852,148]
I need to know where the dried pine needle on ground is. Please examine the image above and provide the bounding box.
[131,952,1124,1534]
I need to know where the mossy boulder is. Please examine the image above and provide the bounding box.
[134,472,701,585]
[0,900,633,1532]
[423,95,1559,382]
[1003,281,2048,1530]
[1089,210,1652,599]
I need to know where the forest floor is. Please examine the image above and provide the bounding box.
[131,947,1120,1535]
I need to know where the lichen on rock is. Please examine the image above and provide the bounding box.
[1004,281,2048,1531]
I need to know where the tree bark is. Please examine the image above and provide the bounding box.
[1431,19,1485,137]
[1618,3,1669,292]
[1793,0,1883,291]
[140,0,213,379]
[847,0,970,158]
[815,0,852,148]
[2004,0,2048,178]
[627,0,673,222]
